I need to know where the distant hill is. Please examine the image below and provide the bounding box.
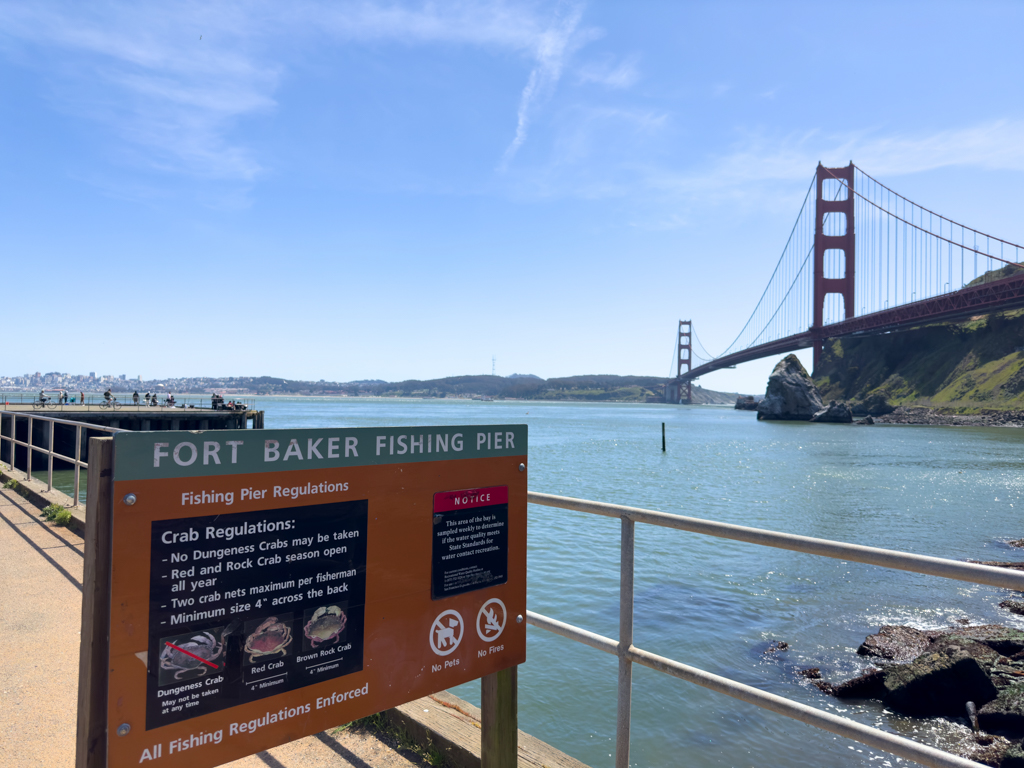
[140,371,743,404]
[347,374,741,404]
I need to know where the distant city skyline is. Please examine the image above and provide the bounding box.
[2,2,1022,393]
[2,369,732,401]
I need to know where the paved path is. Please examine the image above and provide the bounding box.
[0,490,426,768]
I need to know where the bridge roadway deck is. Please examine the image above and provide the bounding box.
[682,270,1024,382]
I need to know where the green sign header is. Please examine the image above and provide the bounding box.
[113,424,527,481]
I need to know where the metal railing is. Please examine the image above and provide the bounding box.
[526,492,1024,768]
[0,413,126,507]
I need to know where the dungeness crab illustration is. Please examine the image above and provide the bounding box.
[159,631,226,681]
[304,605,347,648]
[244,616,293,664]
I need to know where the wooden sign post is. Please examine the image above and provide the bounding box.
[77,424,527,768]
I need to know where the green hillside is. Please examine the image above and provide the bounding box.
[814,309,1024,414]
[213,373,740,403]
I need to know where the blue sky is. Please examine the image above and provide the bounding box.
[2,1,1023,393]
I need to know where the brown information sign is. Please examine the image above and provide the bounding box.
[106,425,526,768]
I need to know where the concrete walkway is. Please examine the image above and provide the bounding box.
[0,490,427,768]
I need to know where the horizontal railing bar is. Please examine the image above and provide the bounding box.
[0,413,126,433]
[4,436,87,463]
[527,492,1024,592]
[526,610,618,655]
[526,611,984,768]
[2,435,87,459]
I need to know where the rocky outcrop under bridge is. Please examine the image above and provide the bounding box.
[756,355,824,420]
[810,400,854,423]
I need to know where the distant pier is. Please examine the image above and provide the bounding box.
[0,403,265,477]
[1,403,264,431]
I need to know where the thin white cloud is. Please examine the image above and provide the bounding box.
[0,0,599,183]
[1,2,277,180]
[849,121,1024,176]
[498,119,1024,230]
[576,54,640,89]
[500,3,591,169]
[657,121,1024,201]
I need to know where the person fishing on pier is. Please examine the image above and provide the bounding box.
[133,391,140,405]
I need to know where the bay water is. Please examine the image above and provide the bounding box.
[60,398,1024,765]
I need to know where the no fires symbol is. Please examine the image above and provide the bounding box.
[429,609,464,656]
[476,598,506,642]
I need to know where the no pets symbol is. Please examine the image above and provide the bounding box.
[429,609,464,656]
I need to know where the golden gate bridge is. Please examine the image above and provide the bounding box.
[671,163,1024,403]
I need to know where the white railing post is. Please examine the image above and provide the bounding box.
[73,424,82,508]
[47,420,54,492]
[616,515,634,768]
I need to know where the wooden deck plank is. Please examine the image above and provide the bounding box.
[384,690,590,768]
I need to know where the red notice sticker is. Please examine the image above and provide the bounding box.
[433,486,508,513]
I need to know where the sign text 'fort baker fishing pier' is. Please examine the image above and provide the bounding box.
[76,424,527,768]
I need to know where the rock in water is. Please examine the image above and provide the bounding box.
[832,667,887,699]
[734,395,759,411]
[756,355,824,421]
[811,400,854,423]
[1003,743,1024,768]
[883,653,997,716]
[979,684,1024,736]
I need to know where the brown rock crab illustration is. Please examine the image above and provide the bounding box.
[304,605,347,648]
[159,631,225,680]
[244,617,293,664]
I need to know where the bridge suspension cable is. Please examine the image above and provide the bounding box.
[685,164,1024,377]
[689,327,715,367]
[710,175,847,358]
[823,165,1024,320]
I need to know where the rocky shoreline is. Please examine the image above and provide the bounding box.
[798,623,1024,766]
[874,407,1024,428]
[748,355,1024,427]
[777,550,1024,764]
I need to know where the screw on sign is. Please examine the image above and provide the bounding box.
[430,609,464,656]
